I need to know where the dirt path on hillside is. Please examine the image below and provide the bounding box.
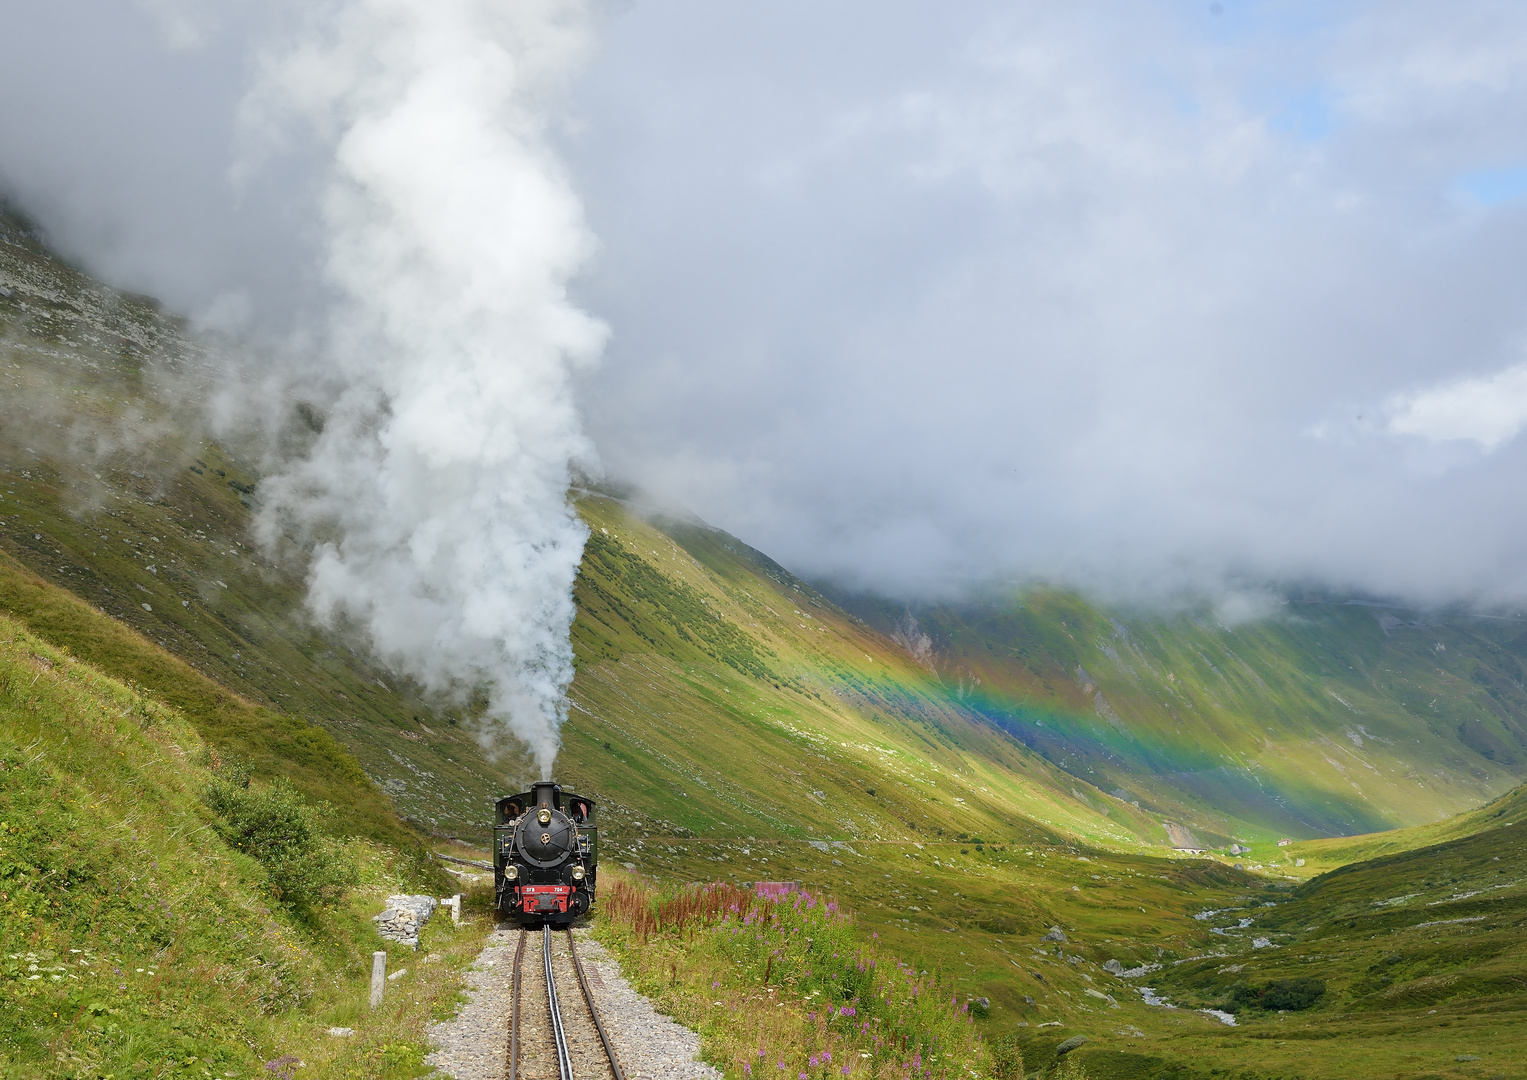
[425,925,723,1080]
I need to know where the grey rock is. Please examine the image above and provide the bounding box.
[389,894,440,920]
[373,894,439,947]
[1041,926,1068,943]
[1103,959,1124,975]
[1055,1036,1088,1054]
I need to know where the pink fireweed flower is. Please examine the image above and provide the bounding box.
[841,1068,850,1076]
[745,1066,752,1076]
[823,1052,832,1064]
[810,1057,819,1068]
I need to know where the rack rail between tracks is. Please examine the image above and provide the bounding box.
[509,926,626,1080]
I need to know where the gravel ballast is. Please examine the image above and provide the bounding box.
[426,925,723,1080]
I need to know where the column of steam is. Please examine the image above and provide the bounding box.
[249,0,606,781]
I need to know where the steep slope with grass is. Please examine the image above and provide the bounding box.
[558,495,1171,854]
[0,609,490,1079]
[0,207,523,838]
[1126,810,1527,1080]
[832,589,1527,843]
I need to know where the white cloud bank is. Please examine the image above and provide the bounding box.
[567,0,1527,605]
[1388,362,1527,450]
[10,1,1527,613]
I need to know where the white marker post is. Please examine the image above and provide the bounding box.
[370,951,387,1010]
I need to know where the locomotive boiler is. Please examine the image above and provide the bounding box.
[493,780,598,926]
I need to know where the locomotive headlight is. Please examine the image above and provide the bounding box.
[538,808,552,825]
[571,865,586,881]
[505,864,519,881]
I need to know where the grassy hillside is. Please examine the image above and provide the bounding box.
[831,590,1527,843]
[0,608,492,1078]
[0,550,409,847]
[0,208,523,838]
[1128,809,1527,1080]
[558,495,1171,853]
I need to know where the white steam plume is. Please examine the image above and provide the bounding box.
[247,0,606,778]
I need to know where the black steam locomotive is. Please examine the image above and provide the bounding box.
[493,781,599,926]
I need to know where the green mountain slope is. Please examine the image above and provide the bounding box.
[0,608,485,1079]
[557,496,1172,854]
[831,590,1527,843]
[1130,811,1527,1080]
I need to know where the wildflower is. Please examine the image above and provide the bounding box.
[760,1050,767,1059]
[745,1067,752,1076]
[824,1051,833,1064]
[842,1068,851,1076]
[810,1057,820,1067]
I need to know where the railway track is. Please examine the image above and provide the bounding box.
[510,927,626,1080]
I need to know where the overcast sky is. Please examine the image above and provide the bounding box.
[6,1,1527,606]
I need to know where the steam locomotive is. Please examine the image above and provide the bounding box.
[493,781,599,926]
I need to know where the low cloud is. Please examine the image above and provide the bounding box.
[569,1,1527,606]
[1387,361,1527,450]
[11,3,1527,616]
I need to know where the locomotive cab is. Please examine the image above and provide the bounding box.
[494,781,598,926]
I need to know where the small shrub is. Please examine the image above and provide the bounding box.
[1226,977,1326,1014]
[203,776,357,911]
[987,1034,1024,1080]
[1052,1056,1091,1080]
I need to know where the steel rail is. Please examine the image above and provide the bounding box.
[544,926,575,1080]
[509,928,527,1080]
[564,929,626,1080]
